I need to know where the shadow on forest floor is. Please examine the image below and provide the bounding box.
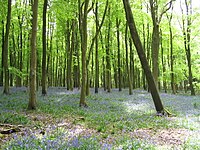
[0,87,200,149]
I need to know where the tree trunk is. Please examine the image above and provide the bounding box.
[129,38,135,89]
[125,23,132,95]
[1,20,4,86]
[16,13,23,87]
[106,6,111,93]
[42,0,48,95]
[10,24,16,87]
[70,20,75,91]
[79,0,90,107]
[182,0,195,96]
[28,0,38,110]
[167,13,176,94]
[123,0,165,114]
[160,29,167,93]
[116,17,122,91]
[94,1,99,93]
[3,0,12,94]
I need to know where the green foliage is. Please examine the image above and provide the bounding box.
[116,137,156,150]
[0,111,30,125]
[9,67,28,78]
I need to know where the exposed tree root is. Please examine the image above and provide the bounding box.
[79,103,88,108]
[156,108,174,117]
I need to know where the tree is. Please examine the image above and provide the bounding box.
[166,6,176,94]
[42,0,48,95]
[106,5,112,93]
[1,20,4,87]
[28,0,38,110]
[94,1,99,93]
[181,0,195,96]
[116,17,122,91]
[149,0,174,88]
[3,0,12,94]
[79,0,90,107]
[123,0,165,114]
[125,23,132,95]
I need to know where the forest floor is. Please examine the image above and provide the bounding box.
[0,87,200,149]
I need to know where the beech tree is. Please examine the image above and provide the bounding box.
[3,0,12,94]
[181,0,195,96]
[28,0,38,110]
[149,0,174,88]
[79,0,90,107]
[42,0,48,95]
[0,0,199,103]
[123,0,165,114]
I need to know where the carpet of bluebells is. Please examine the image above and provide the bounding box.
[0,87,200,149]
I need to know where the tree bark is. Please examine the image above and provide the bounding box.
[125,23,132,95]
[0,20,4,86]
[116,17,122,91]
[3,0,12,94]
[94,1,99,93]
[182,0,195,96]
[28,0,38,110]
[167,12,176,94]
[160,29,167,93]
[106,6,111,93]
[149,0,174,88]
[79,0,90,107]
[42,0,48,95]
[123,0,165,114]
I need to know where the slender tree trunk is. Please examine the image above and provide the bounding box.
[73,27,80,89]
[116,17,122,91]
[3,0,12,94]
[1,20,5,86]
[142,22,147,90]
[125,23,132,95]
[79,0,90,107]
[123,0,165,114]
[70,20,75,91]
[106,6,111,93]
[10,24,16,87]
[16,13,23,87]
[182,0,195,96]
[66,20,71,90]
[167,14,176,94]
[149,0,174,89]
[129,38,135,89]
[160,30,167,93]
[149,0,159,88]
[28,0,38,110]
[42,0,48,95]
[95,1,99,93]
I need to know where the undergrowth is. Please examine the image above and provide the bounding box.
[0,87,200,149]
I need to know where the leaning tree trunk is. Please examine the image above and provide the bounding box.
[3,0,12,94]
[28,0,38,110]
[123,0,165,114]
